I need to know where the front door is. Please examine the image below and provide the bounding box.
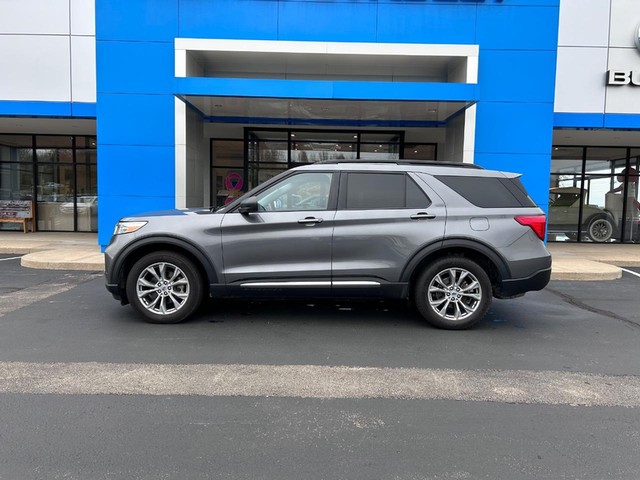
[220,171,336,290]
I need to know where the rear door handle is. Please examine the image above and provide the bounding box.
[410,212,436,220]
[298,216,323,225]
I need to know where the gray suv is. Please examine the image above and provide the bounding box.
[105,161,551,329]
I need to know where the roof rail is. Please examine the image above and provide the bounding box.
[317,159,484,169]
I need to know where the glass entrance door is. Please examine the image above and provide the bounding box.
[210,128,437,208]
[245,129,405,191]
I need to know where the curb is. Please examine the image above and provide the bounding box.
[549,258,622,281]
[550,269,622,281]
[20,249,105,272]
[21,257,105,271]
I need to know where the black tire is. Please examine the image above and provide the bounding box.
[125,251,204,324]
[413,257,492,330]
[586,216,614,243]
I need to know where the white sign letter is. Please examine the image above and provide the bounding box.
[607,70,631,85]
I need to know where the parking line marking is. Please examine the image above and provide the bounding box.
[0,256,21,262]
[1,361,639,408]
[621,268,640,279]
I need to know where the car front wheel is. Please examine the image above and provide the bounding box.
[414,257,492,330]
[125,251,203,324]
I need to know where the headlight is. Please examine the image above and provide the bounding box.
[113,221,147,235]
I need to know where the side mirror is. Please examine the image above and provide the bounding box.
[238,196,259,214]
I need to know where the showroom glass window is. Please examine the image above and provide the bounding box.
[0,135,34,208]
[550,146,639,243]
[211,139,244,209]
[0,134,97,232]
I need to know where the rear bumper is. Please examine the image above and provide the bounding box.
[496,267,552,299]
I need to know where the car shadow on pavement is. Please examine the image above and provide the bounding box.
[196,297,424,327]
[189,296,536,333]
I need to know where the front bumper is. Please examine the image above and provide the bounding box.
[105,282,123,301]
[104,233,136,305]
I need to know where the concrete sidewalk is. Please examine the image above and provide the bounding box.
[0,232,103,272]
[0,231,639,281]
[547,243,640,280]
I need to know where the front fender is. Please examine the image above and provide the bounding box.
[108,235,219,286]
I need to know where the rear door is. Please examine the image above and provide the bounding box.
[331,171,446,289]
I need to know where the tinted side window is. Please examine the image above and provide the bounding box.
[346,173,404,209]
[344,173,431,209]
[499,177,536,207]
[406,176,431,208]
[435,175,536,208]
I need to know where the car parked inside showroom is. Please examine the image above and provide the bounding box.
[547,186,638,242]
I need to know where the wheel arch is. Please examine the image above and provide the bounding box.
[112,236,218,304]
[401,238,511,294]
[584,211,614,225]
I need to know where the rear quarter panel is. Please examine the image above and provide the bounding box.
[417,172,551,279]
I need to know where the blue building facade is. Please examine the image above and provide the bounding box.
[93,0,560,248]
[27,1,640,247]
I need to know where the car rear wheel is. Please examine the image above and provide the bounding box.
[587,216,614,242]
[125,251,203,324]
[414,257,492,330]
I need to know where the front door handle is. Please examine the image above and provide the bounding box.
[298,216,323,225]
[410,212,436,220]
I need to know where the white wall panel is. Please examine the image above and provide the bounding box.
[605,48,640,113]
[71,36,96,102]
[175,99,187,209]
[0,35,70,101]
[607,45,640,71]
[554,47,608,113]
[558,0,610,47]
[463,105,476,164]
[71,0,95,36]
[609,0,640,48]
[186,106,207,207]
[0,0,69,35]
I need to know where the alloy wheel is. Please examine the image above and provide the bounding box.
[427,267,482,321]
[135,262,190,315]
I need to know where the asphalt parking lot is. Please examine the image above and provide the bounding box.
[1,254,640,479]
[1,255,639,374]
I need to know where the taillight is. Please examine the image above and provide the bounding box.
[515,215,546,241]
